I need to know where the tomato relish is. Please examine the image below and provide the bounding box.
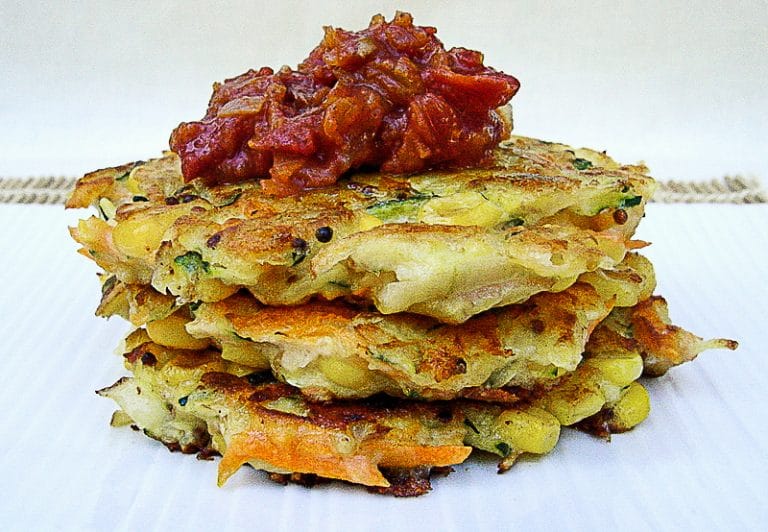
[170,12,520,195]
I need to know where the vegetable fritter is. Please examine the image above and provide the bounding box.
[97,295,733,495]
[68,136,654,323]
[94,253,655,400]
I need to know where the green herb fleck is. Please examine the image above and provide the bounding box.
[573,158,593,171]
[101,275,117,296]
[406,389,422,400]
[502,217,525,229]
[366,194,432,221]
[464,418,480,434]
[496,442,511,456]
[97,198,117,220]
[188,301,202,312]
[174,252,210,275]
[618,195,643,208]
[217,191,242,207]
[290,238,309,266]
[290,250,306,266]
[132,195,149,202]
[115,161,142,181]
[368,349,394,364]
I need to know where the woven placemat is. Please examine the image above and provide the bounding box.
[653,176,766,204]
[0,177,76,205]
[0,175,765,205]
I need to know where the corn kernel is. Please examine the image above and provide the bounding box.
[98,198,117,220]
[124,172,143,195]
[221,342,270,370]
[420,192,506,226]
[146,313,210,351]
[583,352,643,387]
[112,211,179,258]
[495,406,560,454]
[609,382,651,431]
[541,380,605,426]
[318,356,373,389]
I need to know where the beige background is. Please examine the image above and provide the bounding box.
[1,0,766,183]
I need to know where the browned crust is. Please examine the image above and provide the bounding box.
[630,296,738,376]
[65,162,138,209]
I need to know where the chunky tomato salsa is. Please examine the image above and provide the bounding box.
[170,12,520,195]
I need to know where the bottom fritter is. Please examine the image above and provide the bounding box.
[97,296,735,496]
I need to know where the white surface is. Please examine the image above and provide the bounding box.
[0,203,766,530]
[1,0,767,184]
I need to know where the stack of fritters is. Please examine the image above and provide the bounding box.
[68,136,736,495]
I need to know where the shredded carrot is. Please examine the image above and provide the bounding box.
[218,419,472,487]
[627,240,650,250]
[219,429,389,487]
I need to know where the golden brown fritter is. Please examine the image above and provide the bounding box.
[97,253,656,401]
[96,292,735,495]
[69,136,655,323]
[595,296,738,377]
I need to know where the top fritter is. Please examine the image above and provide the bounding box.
[67,136,654,324]
[169,12,519,195]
